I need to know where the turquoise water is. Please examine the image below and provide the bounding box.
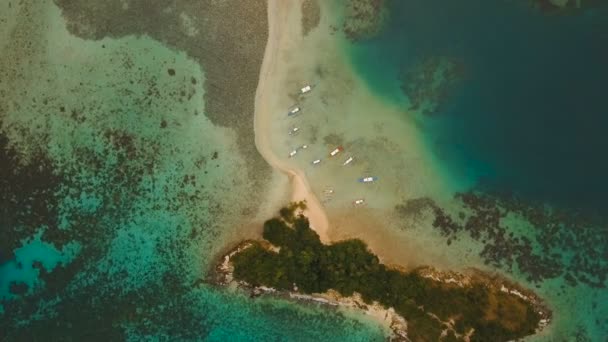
[0,2,386,340]
[349,0,608,213]
[345,0,608,340]
[2,1,606,340]
[0,231,79,303]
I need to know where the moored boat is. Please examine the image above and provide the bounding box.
[288,106,301,116]
[329,146,343,157]
[300,85,312,94]
[353,198,366,206]
[288,145,308,158]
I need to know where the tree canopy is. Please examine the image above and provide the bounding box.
[232,209,542,342]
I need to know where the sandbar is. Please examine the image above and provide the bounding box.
[253,0,330,242]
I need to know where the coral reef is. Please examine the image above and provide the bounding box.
[341,0,389,42]
[399,56,466,116]
[396,192,608,289]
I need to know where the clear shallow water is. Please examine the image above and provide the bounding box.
[0,231,79,302]
[349,0,608,214]
[0,2,386,340]
[2,1,606,340]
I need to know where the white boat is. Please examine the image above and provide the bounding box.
[329,146,343,157]
[300,85,312,94]
[289,145,307,158]
[353,199,366,206]
[311,159,321,165]
[343,156,353,166]
[323,188,334,195]
[288,106,301,116]
[288,127,300,135]
[358,176,378,183]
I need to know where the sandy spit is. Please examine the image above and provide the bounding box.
[253,0,330,242]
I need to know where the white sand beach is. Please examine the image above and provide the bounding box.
[253,0,330,242]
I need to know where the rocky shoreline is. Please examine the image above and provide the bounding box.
[416,266,552,334]
[213,240,409,341]
[213,241,552,341]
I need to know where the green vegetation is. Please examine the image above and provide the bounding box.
[232,208,542,342]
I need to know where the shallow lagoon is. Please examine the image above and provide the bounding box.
[0,2,387,339]
[2,0,607,340]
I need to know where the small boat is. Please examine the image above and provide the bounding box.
[343,156,353,166]
[288,106,301,116]
[300,85,312,94]
[353,199,366,206]
[289,145,307,158]
[329,146,343,157]
[323,188,334,195]
[288,127,300,135]
[358,176,378,183]
[311,159,321,165]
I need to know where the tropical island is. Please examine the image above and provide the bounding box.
[215,203,551,342]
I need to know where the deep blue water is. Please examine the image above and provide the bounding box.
[349,0,608,215]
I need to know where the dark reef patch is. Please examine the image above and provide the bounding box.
[341,0,389,42]
[4,261,208,341]
[8,282,29,295]
[394,197,435,222]
[0,123,223,339]
[0,32,242,334]
[301,0,321,36]
[53,0,271,191]
[322,133,345,147]
[0,120,63,259]
[399,56,466,116]
[396,192,608,289]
